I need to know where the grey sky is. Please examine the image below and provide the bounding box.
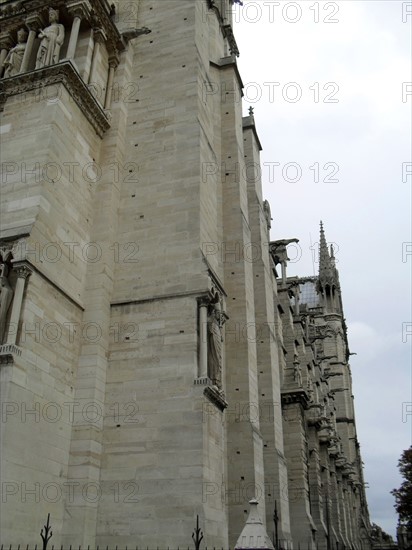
[234,0,412,536]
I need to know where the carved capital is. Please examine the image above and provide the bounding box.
[0,31,14,50]
[67,0,92,21]
[197,295,210,309]
[12,261,33,279]
[108,52,120,69]
[25,13,45,32]
[93,27,107,44]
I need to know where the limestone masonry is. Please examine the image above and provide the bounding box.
[0,0,372,547]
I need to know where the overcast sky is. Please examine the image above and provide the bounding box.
[234,0,412,537]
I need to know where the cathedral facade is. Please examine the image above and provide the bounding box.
[0,0,371,547]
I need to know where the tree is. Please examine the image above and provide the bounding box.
[392,446,412,528]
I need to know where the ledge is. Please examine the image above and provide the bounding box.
[0,61,111,138]
[281,388,309,408]
[210,56,244,96]
[204,385,228,412]
[0,344,22,365]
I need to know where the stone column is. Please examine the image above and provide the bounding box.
[281,261,287,285]
[104,55,119,110]
[198,297,209,378]
[6,263,32,345]
[294,285,300,315]
[88,28,107,84]
[0,32,13,77]
[66,0,92,61]
[20,14,44,73]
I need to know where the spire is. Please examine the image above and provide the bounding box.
[318,221,338,283]
[317,222,340,312]
[319,220,331,277]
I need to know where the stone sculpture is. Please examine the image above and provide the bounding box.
[35,8,65,69]
[293,355,302,386]
[3,28,28,77]
[207,295,224,388]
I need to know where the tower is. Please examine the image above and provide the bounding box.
[0,1,371,547]
[0,0,281,545]
[272,223,371,550]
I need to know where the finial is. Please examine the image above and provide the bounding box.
[249,106,254,116]
[318,220,332,278]
[192,515,204,550]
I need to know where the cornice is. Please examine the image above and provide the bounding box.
[0,344,22,365]
[210,56,244,96]
[281,388,309,408]
[0,61,110,137]
[204,385,228,412]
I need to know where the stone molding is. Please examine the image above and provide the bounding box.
[222,24,239,57]
[204,385,228,411]
[210,56,244,97]
[0,343,22,365]
[66,0,92,21]
[0,61,110,137]
[281,388,309,408]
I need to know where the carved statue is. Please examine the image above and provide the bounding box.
[35,8,65,69]
[293,356,302,387]
[0,263,14,344]
[263,200,272,231]
[307,377,315,402]
[3,28,28,78]
[207,295,224,388]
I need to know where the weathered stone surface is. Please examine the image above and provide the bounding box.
[0,1,371,548]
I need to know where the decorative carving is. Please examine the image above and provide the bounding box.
[92,27,107,45]
[207,291,227,388]
[0,32,14,53]
[306,403,326,428]
[0,343,22,365]
[121,27,152,43]
[0,262,14,344]
[14,263,33,279]
[263,199,272,231]
[35,8,65,69]
[204,385,228,412]
[281,389,309,408]
[306,376,315,402]
[0,61,110,137]
[66,0,92,21]
[0,2,26,20]
[222,24,239,57]
[3,28,27,77]
[293,355,302,387]
[269,238,299,266]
